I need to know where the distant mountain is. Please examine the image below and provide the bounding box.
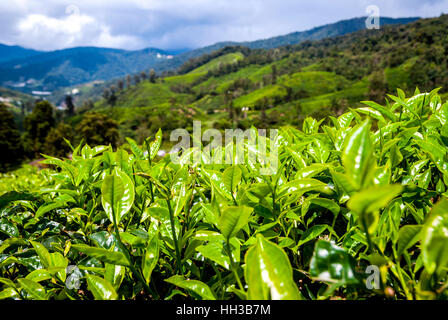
[0,16,419,93]
[0,86,34,104]
[0,44,42,64]
[89,14,448,140]
[239,16,420,49]
[0,47,176,92]
[159,16,419,68]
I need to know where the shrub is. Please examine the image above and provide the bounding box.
[1,90,448,300]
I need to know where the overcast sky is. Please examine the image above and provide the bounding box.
[0,0,446,52]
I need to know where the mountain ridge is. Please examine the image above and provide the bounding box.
[205,16,420,49]
[0,16,420,93]
[84,14,448,143]
[0,44,42,64]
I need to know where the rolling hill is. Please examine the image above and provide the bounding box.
[0,16,418,94]
[74,14,447,144]
[0,86,35,130]
[153,16,419,75]
[0,47,177,92]
[0,86,35,107]
[0,44,42,63]
[208,16,419,49]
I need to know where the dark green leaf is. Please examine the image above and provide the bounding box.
[309,240,360,285]
[245,235,302,300]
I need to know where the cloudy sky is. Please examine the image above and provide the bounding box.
[0,0,446,51]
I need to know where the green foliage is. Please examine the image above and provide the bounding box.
[0,91,448,301]
[367,70,387,103]
[86,274,118,300]
[43,122,74,158]
[83,15,448,135]
[0,103,23,172]
[65,95,75,116]
[23,100,55,157]
[421,199,448,276]
[188,53,244,74]
[76,112,119,148]
[0,166,46,195]
[309,240,360,285]
[101,167,135,225]
[245,235,302,300]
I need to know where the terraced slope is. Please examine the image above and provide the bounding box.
[79,15,448,143]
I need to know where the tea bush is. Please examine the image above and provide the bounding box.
[1,89,448,300]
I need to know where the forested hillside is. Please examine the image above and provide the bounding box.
[0,44,41,63]
[72,15,448,144]
[0,16,417,94]
[0,47,176,91]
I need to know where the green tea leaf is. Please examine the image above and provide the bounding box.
[348,184,402,233]
[17,278,47,300]
[422,199,448,275]
[223,166,242,193]
[126,137,145,160]
[72,244,129,266]
[245,235,302,300]
[397,225,422,257]
[298,225,328,247]
[165,275,216,300]
[309,240,360,285]
[48,252,68,282]
[348,185,403,214]
[25,269,52,283]
[219,206,253,241]
[196,238,240,270]
[278,178,332,197]
[361,100,397,122]
[0,191,36,210]
[0,219,18,237]
[149,129,162,160]
[142,232,159,284]
[30,241,51,269]
[86,274,118,300]
[101,167,135,225]
[342,120,375,189]
[35,201,67,219]
[295,164,328,179]
[0,287,19,300]
[105,264,125,291]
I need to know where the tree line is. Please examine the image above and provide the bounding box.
[0,100,119,172]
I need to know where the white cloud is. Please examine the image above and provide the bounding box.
[15,11,142,50]
[19,13,94,36]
